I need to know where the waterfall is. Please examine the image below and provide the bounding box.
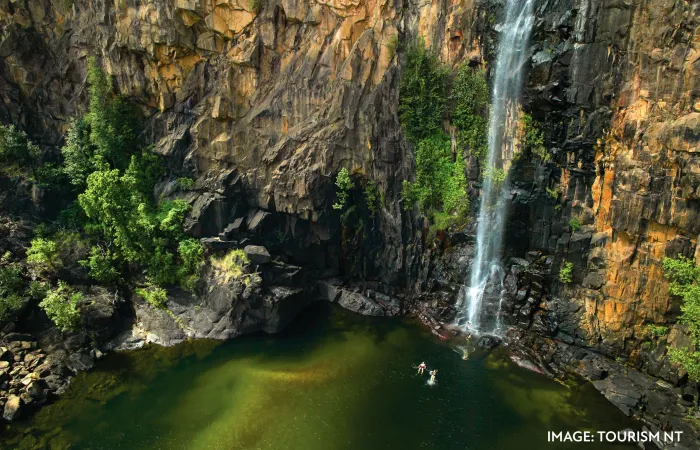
[458,0,534,334]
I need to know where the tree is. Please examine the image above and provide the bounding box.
[0,124,42,179]
[40,281,82,332]
[452,66,488,159]
[663,256,700,380]
[399,39,449,143]
[27,238,63,274]
[333,168,354,210]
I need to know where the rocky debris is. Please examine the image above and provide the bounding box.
[337,290,385,316]
[244,245,271,265]
[0,333,80,421]
[200,237,238,250]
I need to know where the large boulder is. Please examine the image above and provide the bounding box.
[337,290,384,316]
[244,245,271,265]
[3,395,23,421]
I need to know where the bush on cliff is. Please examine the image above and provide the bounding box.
[399,38,449,144]
[40,281,82,332]
[0,124,42,180]
[663,255,700,380]
[399,42,474,233]
[452,66,488,160]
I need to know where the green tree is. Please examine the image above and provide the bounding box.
[398,39,449,143]
[0,124,42,179]
[61,118,95,188]
[85,58,137,170]
[27,238,63,274]
[0,254,25,321]
[663,255,700,380]
[332,168,354,210]
[40,281,82,332]
[135,285,168,309]
[452,66,488,159]
[80,246,120,283]
[178,238,204,291]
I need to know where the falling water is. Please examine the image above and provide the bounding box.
[459,0,535,334]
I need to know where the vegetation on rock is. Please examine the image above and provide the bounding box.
[663,255,700,380]
[40,281,82,332]
[399,40,479,234]
[559,261,573,284]
[521,112,548,162]
[332,168,354,210]
[569,217,582,232]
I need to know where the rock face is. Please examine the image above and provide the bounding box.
[0,0,699,438]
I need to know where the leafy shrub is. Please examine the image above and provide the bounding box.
[452,66,488,159]
[178,238,204,291]
[399,38,449,143]
[569,216,582,232]
[402,133,469,219]
[40,281,82,332]
[663,255,700,380]
[647,324,669,338]
[212,249,249,283]
[332,168,354,210]
[135,285,168,309]
[364,180,381,219]
[0,124,42,180]
[27,238,63,274]
[176,177,195,190]
[559,261,573,284]
[80,246,120,283]
[0,254,25,321]
[521,113,548,162]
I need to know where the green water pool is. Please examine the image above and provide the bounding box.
[2,302,639,449]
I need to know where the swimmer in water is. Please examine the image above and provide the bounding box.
[429,369,438,383]
[417,362,426,375]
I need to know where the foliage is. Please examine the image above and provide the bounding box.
[0,254,25,321]
[85,57,137,171]
[0,124,42,180]
[402,133,469,219]
[27,238,63,274]
[546,186,559,200]
[364,180,381,219]
[521,113,549,162]
[647,324,669,338]
[178,238,204,291]
[452,66,489,159]
[398,38,449,143]
[40,281,82,332]
[482,165,507,186]
[249,0,263,14]
[135,285,168,310]
[176,177,195,190]
[61,118,95,188]
[569,216,582,232]
[663,255,700,380]
[212,249,249,283]
[80,246,120,283]
[559,261,573,284]
[332,168,354,210]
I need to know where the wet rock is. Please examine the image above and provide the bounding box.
[3,395,22,421]
[67,352,95,373]
[337,290,384,316]
[476,336,501,350]
[317,279,342,302]
[244,245,271,265]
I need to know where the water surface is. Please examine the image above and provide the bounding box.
[3,302,638,449]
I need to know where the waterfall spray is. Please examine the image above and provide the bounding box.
[459,0,534,334]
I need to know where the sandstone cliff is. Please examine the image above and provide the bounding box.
[0,0,699,436]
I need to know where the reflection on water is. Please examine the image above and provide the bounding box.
[1,302,638,450]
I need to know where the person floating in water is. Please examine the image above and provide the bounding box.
[417,362,427,375]
[429,369,438,383]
